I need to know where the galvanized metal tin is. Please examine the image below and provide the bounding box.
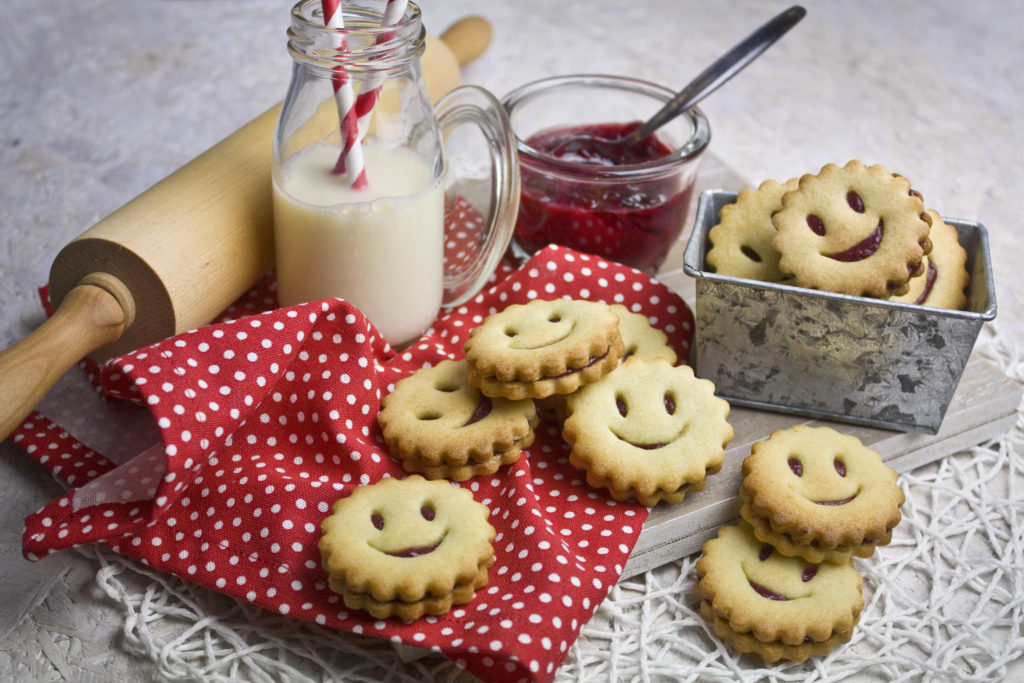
[683,190,997,434]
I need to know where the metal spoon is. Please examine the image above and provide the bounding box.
[551,5,807,160]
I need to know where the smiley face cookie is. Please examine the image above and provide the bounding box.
[888,209,969,310]
[613,303,678,364]
[464,299,625,400]
[536,304,678,423]
[319,475,496,620]
[696,521,864,663]
[739,424,905,564]
[378,359,538,481]
[706,177,799,282]
[561,357,733,506]
[771,160,933,298]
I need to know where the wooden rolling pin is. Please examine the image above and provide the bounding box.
[0,16,492,442]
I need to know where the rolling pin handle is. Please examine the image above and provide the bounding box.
[0,275,133,442]
[440,16,493,67]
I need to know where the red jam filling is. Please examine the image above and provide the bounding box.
[516,121,692,273]
[788,458,803,476]
[815,495,856,506]
[826,221,883,262]
[802,566,818,582]
[749,581,787,601]
[548,350,608,379]
[807,214,826,236]
[915,260,938,305]
[463,397,493,426]
[384,540,442,558]
[616,396,628,417]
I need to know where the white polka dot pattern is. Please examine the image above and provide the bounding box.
[15,245,695,683]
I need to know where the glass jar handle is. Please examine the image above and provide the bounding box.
[433,85,520,307]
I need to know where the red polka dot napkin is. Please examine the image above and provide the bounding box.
[14,245,694,683]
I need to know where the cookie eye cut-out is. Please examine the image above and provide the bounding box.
[420,504,435,521]
[846,191,865,213]
[834,459,847,477]
[759,544,773,561]
[371,513,384,530]
[548,314,562,323]
[802,566,818,582]
[416,410,442,421]
[806,214,826,236]
[435,381,459,393]
[740,245,763,263]
[504,327,518,338]
[664,392,676,415]
[788,457,803,476]
[615,394,628,417]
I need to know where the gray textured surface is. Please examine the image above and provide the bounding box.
[2,0,1023,680]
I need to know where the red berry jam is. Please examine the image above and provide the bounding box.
[515,121,693,273]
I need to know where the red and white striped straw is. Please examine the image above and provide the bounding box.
[321,0,367,189]
[352,0,408,139]
[320,0,407,190]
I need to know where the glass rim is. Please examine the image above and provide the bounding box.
[501,73,711,179]
[287,0,424,69]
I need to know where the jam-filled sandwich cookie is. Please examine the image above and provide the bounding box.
[612,303,678,364]
[561,357,733,506]
[696,521,864,663]
[464,299,625,401]
[319,475,496,621]
[771,160,933,298]
[378,359,538,481]
[535,304,677,423]
[739,424,905,564]
[889,209,969,310]
[706,177,799,282]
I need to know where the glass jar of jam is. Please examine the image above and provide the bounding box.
[502,74,711,274]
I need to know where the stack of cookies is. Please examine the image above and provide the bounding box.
[706,160,969,309]
[696,424,905,663]
[379,298,734,507]
[319,475,496,621]
[377,359,538,482]
[342,298,734,621]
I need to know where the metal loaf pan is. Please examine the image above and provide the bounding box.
[683,190,997,434]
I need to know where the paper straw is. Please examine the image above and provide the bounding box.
[352,0,408,139]
[321,0,368,189]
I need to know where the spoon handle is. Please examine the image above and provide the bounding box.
[632,5,807,142]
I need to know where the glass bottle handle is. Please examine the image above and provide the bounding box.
[433,85,520,307]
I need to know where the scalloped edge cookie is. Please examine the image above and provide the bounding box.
[771,160,933,298]
[378,359,537,479]
[706,177,799,282]
[319,475,495,620]
[562,357,732,506]
[738,424,904,563]
[464,299,625,400]
[695,521,864,662]
[888,208,969,310]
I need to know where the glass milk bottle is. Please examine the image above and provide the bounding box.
[273,0,518,347]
